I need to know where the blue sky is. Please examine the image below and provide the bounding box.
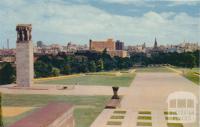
[0,0,199,48]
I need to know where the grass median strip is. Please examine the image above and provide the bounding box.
[164,111,177,115]
[165,117,180,121]
[107,121,122,125]
[113,110,126,114]
[138,111,151,115]
[137,116,152,120]
[110,115,125,119]
[137,122,152,126]
[167,123,183,127]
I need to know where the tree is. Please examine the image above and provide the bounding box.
[184,53,196,68]
[79,63,89,73]
[96,59,104,71]
[193,50,199,67]
[62,64,71,75]
[0,63,16,85]
[101,49,116,70]
[34,61,53,78]
[88,61,96,72]
[51,67,60,76]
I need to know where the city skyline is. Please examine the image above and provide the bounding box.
[0,0,200,48]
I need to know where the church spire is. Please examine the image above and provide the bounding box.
[154,37,157,48]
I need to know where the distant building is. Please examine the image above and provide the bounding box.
[0,49,16,56]
[154,37,158,49]
[108,50,128,58]
[66,42,77,52]
[37,41,44,47]
[0,56,15,62]
[89,38,127,57]
[151,37,163,53]
[164,42,199,53]
[89,38,115,51]
[115,40,124,50]
[127,43,146,54]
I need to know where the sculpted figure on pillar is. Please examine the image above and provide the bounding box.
[16,24,32,42]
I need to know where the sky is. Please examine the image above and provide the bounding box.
[0,0,200,48]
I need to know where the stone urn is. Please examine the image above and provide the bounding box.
[112,86,120,99]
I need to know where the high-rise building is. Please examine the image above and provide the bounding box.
[37,41,44,47]
[89,38,115,51]
[115,40,124,50]
[89,38,127,57]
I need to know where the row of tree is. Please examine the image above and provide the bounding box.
[130,50,199,68]
[0,50,199,85]
[34,49,132,77]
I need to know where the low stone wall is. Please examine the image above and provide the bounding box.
[9,102,75,127]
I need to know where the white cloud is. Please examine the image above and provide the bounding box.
[102,0,140,4]
[167,0,200,6]
[0,0,199,47]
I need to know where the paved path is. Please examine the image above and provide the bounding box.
[0,84,128,96]
[91,72,199,127]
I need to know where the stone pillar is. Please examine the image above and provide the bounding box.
[16,24,33,87]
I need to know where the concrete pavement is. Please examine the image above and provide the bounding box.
[91,72,199,127]
[0,84,128,96]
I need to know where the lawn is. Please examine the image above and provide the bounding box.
[35,73,135,87]
[136,67,173,72]
[171,67,199,85]
[1,94,110,127]
[183,71,199,85]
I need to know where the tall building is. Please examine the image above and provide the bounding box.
[37,41,44,47]
[89,38,127,57]
[89,38,115,51]
[115,40,124,50]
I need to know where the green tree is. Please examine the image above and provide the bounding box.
[96,59,104,71]
[34,61,53,78]
[88,61,96,72]
[0,63,16,85]
[51,67,60,76]
[62,64,71,75]
[184,53,196,68]
[79,63,89,73]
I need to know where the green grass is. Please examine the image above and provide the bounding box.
[138,111,151,115]
[167,123,183,127]
[184,71,199,85]
[86,71,120,76]
[164,111,177,115]
[136,67,173,72]
[137,116,152,120]
[171,67,199,85]
[35,72,135,87]
[137,122,152,126]
[165,117,180,121]
[2,94,110,127]
[110,115,125,119]
[107,121,122,125]
[113,110,127,114]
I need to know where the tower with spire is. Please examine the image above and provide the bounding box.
[154,37,158,49]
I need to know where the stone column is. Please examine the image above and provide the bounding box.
[16,24,33,87]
